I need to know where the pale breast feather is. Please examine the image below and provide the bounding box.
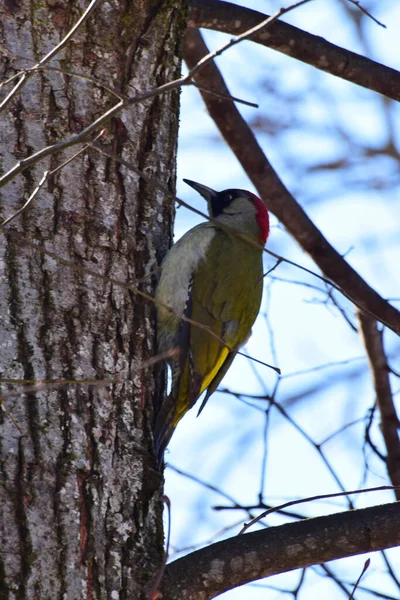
[157,224,216,317]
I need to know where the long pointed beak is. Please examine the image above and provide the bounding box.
[183,179,218,203]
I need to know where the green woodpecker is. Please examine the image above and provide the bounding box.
[154,179,270,460]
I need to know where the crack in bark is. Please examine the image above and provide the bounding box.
[15,437,33,599]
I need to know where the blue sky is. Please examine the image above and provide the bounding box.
[164,1,400,598]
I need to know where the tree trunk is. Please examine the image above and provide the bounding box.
[0,1,183,597]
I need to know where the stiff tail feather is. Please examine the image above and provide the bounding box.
[153,392,177,465]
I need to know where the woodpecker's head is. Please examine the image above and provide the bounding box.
[183,179,270,244]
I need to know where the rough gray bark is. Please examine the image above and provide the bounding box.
[0,0,184,597]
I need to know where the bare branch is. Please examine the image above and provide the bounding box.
[187,0,400,102]
[182,27,400,336]
[162,502,400,600]
[358,312,400,499]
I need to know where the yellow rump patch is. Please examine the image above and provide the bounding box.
[200,347,230,395]
[172,347,230,428]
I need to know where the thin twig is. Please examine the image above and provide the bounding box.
[168,464,306,520]
[239,485,396,534]
[1,59,125,101]
[0,130,106,229]
[346,0,386,28]
[364,402,386,465]
[0,349,178,398]
[0,398,24,434]
[348,559,370,600]
[0,349,178,433]
[191,81,258,108]
[283,355,365,379]
[0,100,124,189]
[262,258,282,280]
[0,0,103,111]
[220,387,358,507]
[319,564,353,597]
[381,550,400,591]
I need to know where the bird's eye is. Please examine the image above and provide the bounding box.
[226,194,233,202]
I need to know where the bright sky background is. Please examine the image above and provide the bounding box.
[164,1,400,598]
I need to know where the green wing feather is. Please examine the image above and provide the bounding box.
[190,232,263,410]
[154,229,263,461]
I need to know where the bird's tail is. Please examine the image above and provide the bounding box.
[153,391,177,465]
[153,361,203,465]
